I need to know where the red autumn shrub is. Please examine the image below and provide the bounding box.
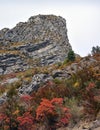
[36,98,71,130]
[17,112,34,130]
[57,107,71,127]
[51,97,63,105]
[0,113,13,130]
[36,98,55,119]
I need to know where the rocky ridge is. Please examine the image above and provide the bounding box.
[18,56,99,94]
[0,15,71,75]
[0,55,99,96]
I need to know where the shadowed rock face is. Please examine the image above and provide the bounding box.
[0,14,72,74]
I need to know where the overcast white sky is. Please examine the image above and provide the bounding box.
[0,0,100,56]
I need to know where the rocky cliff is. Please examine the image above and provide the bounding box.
[0,15,100,130]
[0,15,72,75]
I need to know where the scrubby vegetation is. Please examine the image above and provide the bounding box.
[0,47,100,130]
[0,86,71,130]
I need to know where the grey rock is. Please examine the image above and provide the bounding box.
[80,57,97,68]
[0,53,28,75]
[0,68,3,74]
[52,69,71,79]
[0,93,7,104]
[0,98,5,104]
[52,69,64,78]
[0,28,9,39]
[90,120,100,129]
[0,14,72,74]
[6,77,19,84]
[19,73,53,94]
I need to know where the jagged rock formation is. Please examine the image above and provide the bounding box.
[0,15,72,75]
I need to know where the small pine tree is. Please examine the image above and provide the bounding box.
[68,50,75,61]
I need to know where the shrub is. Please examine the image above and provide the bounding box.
[17,112,34,130]
[82,82,100,120]
[31,81,71,104]
[64,97,83,125]
[67,50,75,61]
[36,98,71,130]
[0,86,20,130]
[12,80,22,89]
[0,85,6,95]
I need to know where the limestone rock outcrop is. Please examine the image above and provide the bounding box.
[0,15,72,74]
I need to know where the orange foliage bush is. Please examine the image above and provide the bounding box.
[17,112,34,130]
[36,98,71,130]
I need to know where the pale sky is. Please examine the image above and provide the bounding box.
[0,0,100,56]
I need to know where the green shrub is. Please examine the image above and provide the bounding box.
[68,50,75,61]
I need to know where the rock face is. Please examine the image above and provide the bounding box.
[0,14,72,74]
[19,74,53,94]
[0,53,28,75]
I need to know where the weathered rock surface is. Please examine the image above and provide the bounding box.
[0,15,72,74]
[19,73,53,94]
[0,53,28,74]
